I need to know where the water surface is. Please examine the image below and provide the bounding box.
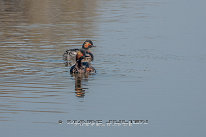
[0,0,206,136]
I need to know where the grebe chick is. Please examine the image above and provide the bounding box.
[70,50,96,74]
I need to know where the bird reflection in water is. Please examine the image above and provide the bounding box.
[71,73,90,97]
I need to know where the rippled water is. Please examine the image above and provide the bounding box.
[0,0,206,136]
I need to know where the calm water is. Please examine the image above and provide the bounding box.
[0,0,206,136]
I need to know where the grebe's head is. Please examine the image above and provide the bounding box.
[82,40,95,49]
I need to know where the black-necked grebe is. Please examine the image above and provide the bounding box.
[70,50,96,74]
[63,40,95,65]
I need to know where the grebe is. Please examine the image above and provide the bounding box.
[63,40,95,66]
[70,50,96,74]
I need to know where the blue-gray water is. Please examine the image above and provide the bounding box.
[0,0,206,136]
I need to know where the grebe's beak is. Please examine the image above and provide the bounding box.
[91,45,96,47]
